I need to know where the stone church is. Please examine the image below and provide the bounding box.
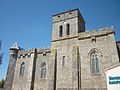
[4,9,120,90]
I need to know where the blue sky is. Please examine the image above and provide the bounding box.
[0,0,120,80]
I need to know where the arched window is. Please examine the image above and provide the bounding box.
[90,50,100,74]
[41,63,46,78]
[66,23,70,35]
[59,25,63,37]
[20,62,25,76]
[62,56,65,67]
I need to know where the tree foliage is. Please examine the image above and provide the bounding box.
[0,79,5,88]
[0,40,3,65]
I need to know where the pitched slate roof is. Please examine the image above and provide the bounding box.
[10,42,24,50]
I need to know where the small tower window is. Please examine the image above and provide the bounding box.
[90,50,100,74]
[59,25,63,37]
[66,24,70,35]
[62,56,65,67]
[41,63,47,78]
[20,62,25,76]
[91,37,96,43]
[27,54,31,58]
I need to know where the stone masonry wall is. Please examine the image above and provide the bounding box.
[78,29,119,90]
[34,49,51,90]
[11,49,36,90]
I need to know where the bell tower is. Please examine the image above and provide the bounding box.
[52,8,85,42]
[51,9,84,90]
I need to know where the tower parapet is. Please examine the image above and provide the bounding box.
[52,9,83,23]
